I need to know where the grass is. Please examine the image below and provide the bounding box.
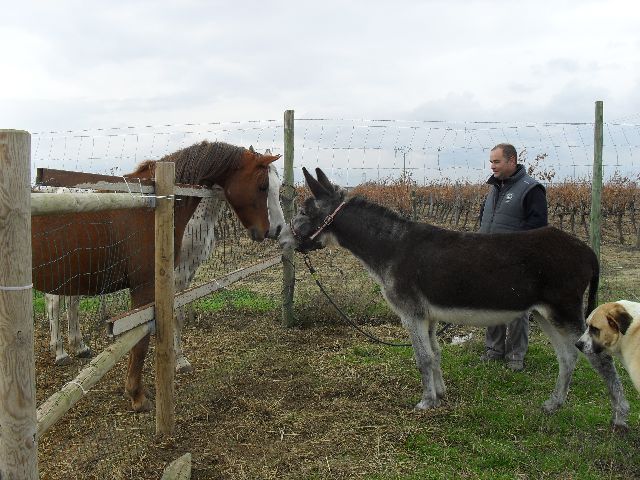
[194,287,278,313]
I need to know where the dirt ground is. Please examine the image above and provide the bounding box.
[35,242,640,479]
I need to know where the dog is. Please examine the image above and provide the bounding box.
[576,300,640,395]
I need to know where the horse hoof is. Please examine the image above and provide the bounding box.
[132,398,153,413]
[54,354,73,366]
[76,347,92,359]
[176,361,194,374]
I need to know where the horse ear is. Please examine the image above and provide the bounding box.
[303,167,330,198]
[315,168,335,193]
[249,145,255,153]
[258,153,281,166]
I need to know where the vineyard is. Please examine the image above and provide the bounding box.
[295,171,640,248]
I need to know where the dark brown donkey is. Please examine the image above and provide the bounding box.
[32,141,280,411]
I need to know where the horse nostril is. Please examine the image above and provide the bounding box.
[275,225,282,237]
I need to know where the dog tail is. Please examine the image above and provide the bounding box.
[585,252,600,318]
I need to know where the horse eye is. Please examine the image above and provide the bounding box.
[259,184,268,192]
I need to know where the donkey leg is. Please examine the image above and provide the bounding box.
[126,333,153,412]
[67,295,92,359]
[535,313,579,413]
[405,317,440,409]
[583,351,629,430]
[428,321,446,401]
[46,294,72,366]
[174,305,193,374]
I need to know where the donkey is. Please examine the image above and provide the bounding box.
[279,167,630,430]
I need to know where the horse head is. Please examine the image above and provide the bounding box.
[225,145,281,242]
[266,155,285,239]
[279,167,347,253]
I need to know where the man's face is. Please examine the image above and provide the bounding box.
[489,148,517,180]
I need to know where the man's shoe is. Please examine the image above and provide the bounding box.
[507,359,524,372]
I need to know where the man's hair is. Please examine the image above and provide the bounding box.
[491,143,517,163]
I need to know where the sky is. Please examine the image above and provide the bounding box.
[2,0,639,182]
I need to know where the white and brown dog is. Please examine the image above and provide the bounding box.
[576,300,640,395]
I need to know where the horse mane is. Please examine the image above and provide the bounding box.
[130,141,245,186]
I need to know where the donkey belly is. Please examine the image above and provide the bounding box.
[427,303,534,327]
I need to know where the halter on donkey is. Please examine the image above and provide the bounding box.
[280,167,630,430]
[33,141,280,412]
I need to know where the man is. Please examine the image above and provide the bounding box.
[479,143,548,371]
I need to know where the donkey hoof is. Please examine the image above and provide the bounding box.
[54,354,73,366]
[132,397,153,413]
[415,398,440,410]
[176,361,194,374]
[542,398,562,414]
[611,422,629,434]
[77,347,92,359]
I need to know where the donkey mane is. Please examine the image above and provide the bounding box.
[131,141,245,186]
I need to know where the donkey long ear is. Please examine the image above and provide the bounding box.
[303,167,330,198]
[315,168,335,193]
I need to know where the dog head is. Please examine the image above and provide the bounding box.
[575,302,633,354]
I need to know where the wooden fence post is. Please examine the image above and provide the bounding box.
[282,109,296,327]
[590,101,603,304]
[155,161,176,436]
[0,130,38,479]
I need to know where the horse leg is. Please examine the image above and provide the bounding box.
[403,314,440,409]
[534,309,580,413]
[125,289,153,412]
[67,295,92,359]
[46,293,72,366]
[174,305,194,374]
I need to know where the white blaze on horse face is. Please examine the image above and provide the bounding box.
[267,164,284,238]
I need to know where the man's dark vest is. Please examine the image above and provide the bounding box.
[479,165,544,233]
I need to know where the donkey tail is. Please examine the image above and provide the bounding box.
[585,253,600,318]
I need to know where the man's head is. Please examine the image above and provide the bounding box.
[490,143,518,180]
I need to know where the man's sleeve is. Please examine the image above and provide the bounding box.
[523,185,548,229]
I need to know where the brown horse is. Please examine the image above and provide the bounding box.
[32,141,280,411]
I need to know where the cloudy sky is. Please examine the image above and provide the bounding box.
[2,0,639,134]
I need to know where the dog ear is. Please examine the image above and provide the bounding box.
[607,305,633,335]
[303,167,330,198]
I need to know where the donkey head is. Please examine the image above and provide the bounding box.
[279,167,346,253]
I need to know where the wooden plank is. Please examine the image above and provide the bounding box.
[161,453,192,480]
[590,100,604,305]
[282,109,296,327]
[36,323,151,438]
[36,167,221,197]
[154,162,176,437]
[0,129,38,479]
[107,256,281,337]
[31,192,155,215]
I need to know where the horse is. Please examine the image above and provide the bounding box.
[32,141,281,412]
[279,167,630,430]
[43,162,285,371]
